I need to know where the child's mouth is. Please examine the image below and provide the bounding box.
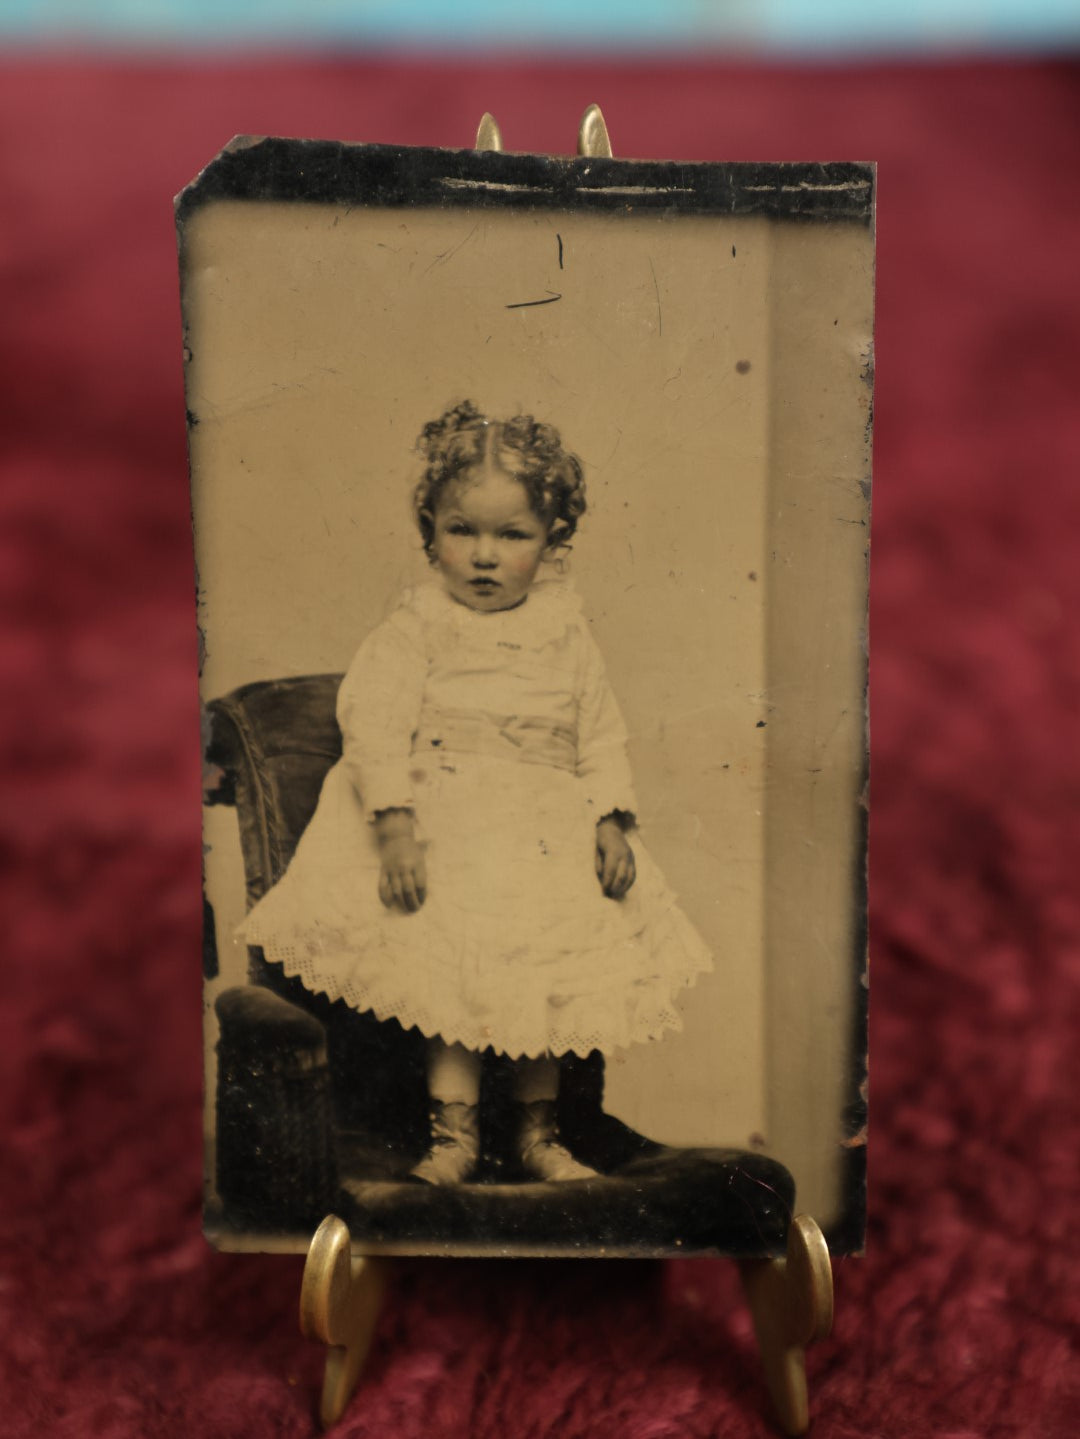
[469,578,499,590]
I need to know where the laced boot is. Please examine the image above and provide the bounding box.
[516,1100,599,1182]
[410,1101,480,1185]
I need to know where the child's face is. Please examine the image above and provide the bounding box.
[431,466,550,612]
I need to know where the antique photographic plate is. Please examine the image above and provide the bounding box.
[180,138,873,1259]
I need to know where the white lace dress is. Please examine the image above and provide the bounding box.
[241,578,712,1059]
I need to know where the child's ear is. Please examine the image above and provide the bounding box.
[544,519,570,555]
[418,507,438,563]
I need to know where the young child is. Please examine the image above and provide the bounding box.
[242,401,712,1185]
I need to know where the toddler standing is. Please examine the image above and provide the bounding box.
[243,401,712,1183]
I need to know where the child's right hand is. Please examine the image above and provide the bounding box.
[374,809,427,912]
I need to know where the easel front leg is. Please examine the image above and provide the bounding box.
[739,1214,833,1435]
[300,1216,386,1428]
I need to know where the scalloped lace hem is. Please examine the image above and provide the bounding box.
[245,908,713,1060]
[254,949,710,1059]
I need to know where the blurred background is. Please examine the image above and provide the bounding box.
[4,0,1080,52]
[2,7,1078,1439]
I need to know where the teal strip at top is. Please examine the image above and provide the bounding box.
[3,0,1080,50]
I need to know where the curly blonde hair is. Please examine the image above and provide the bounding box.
[414,400,586,559]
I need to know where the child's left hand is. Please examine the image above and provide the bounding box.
[595,818,636,899]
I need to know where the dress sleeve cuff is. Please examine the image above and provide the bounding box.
[342,758,415,820]
[582,785,639,828]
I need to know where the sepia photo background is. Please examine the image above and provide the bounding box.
[187,195,872,1229]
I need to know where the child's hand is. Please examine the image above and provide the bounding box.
[595,817,636,900]
[374,809,427,912]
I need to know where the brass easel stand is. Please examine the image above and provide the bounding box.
[301,1209,833,1435]
[300,1216,386,1429]
[299,104,835,1434]
[739,1215,834,1433]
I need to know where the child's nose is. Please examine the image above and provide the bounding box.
[473,535,497,567]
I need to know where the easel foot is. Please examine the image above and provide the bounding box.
[739,1214,834,1435]
[300,1216,386,1429]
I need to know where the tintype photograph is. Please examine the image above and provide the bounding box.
[180,139,873,1258]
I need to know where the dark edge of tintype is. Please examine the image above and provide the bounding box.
[175,137,874,226]
[826,745,869,1257]
[826,242,874,1259]
[177,137,875,1259]
[829,797,869,1257]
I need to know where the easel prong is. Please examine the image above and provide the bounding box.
[739,1214,834,1435]
[301,1216,386,1428]
[475,113,503,151]
[578,103,613,158]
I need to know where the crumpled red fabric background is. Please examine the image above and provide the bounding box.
[1,57,1078,1437]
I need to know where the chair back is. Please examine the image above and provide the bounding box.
[206,675,429,1147]
[206,674,344,907]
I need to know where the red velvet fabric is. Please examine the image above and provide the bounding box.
[2,57,1078,1436]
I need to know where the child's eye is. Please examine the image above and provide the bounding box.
[502,529,531,541]
[447,522,474,536]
